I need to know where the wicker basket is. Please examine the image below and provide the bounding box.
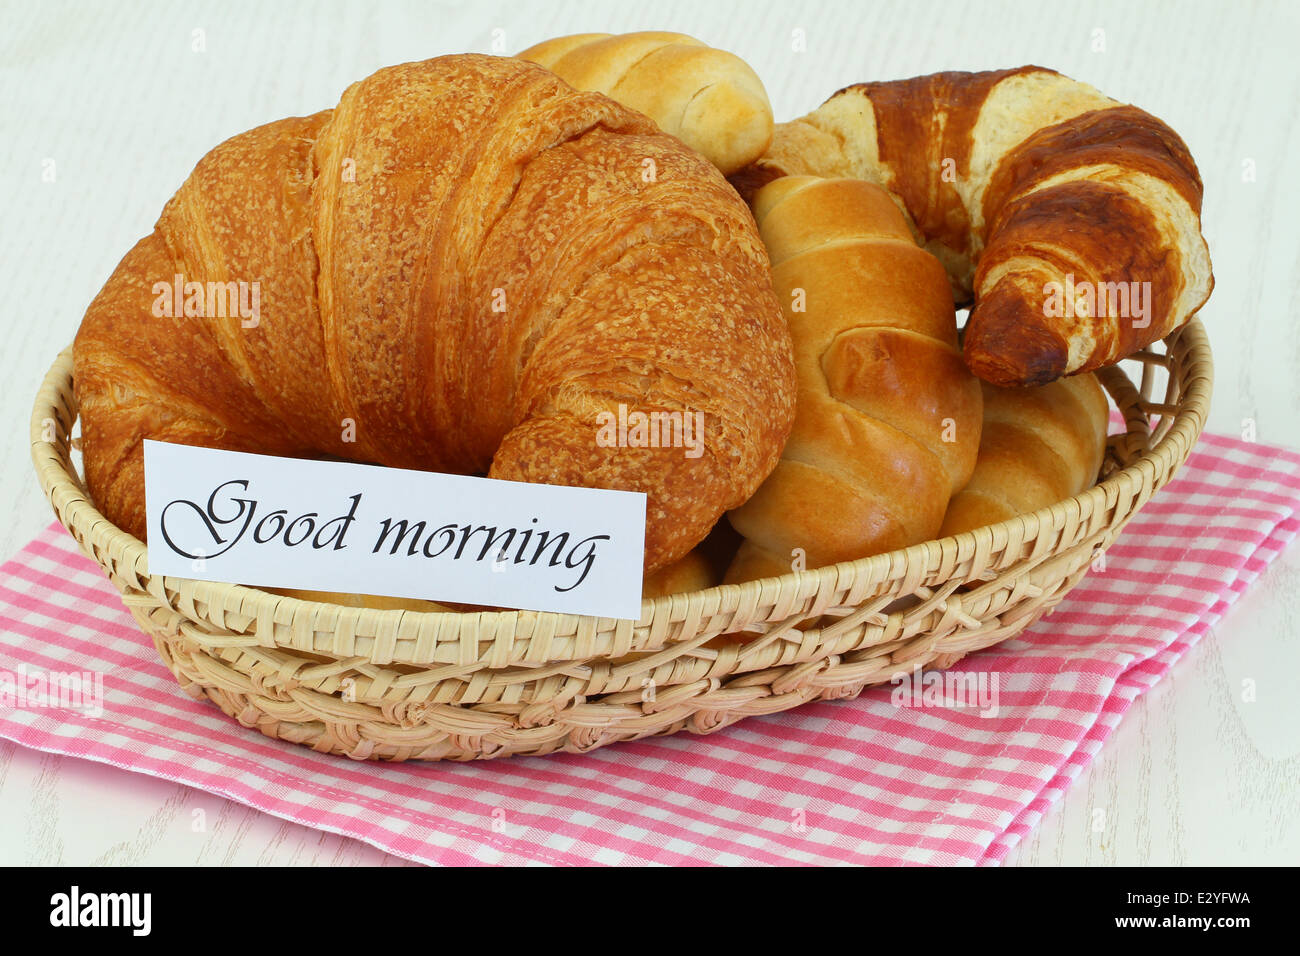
[30,320,1212,761]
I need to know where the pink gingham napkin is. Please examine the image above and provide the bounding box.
[2,431,1298,866]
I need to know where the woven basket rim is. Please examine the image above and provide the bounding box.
[30,319,1213,643]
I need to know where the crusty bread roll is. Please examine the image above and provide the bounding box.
[939,374,1109,536]
[725,176,983,583]
[72,54,795,575]
[642,548,716,598]
[518,31,773,175]
[731,67,1213,386]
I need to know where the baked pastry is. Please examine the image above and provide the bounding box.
[731,67,1213,386]
[72,54,796,574]
[642,548,716,598]
[939,373,1109,536]
[725,176,983,583]
[518,31,773,175]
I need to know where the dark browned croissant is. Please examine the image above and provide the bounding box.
[732,67,1213,387]
[72,54,796,574]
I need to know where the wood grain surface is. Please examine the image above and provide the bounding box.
[0,0,1296,865]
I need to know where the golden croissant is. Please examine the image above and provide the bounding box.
[72,54,797,574]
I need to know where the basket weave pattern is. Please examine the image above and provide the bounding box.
[30,321,1212,760]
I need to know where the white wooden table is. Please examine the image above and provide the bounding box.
[1,0,1296,865]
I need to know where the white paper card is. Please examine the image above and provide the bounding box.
[142,440,647,619]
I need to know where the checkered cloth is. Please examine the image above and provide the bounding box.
[2,431,1297,865]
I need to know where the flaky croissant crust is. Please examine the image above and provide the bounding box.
[73,54,796,573]
[732,66,1214,386]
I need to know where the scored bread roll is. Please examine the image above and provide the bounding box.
[518,31,773,175]
[725,176,983,583]
[939,374,1110,536]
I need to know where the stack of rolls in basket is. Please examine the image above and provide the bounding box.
[70,31,1213,615]
[523,32,1211,599]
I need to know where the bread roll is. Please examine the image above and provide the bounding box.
[725,176,983,583]
[518,31,773,174]
[939,374,1109,535]
[642,548,716,598]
